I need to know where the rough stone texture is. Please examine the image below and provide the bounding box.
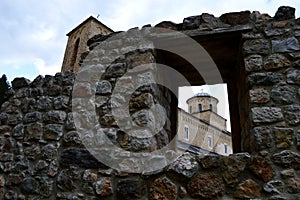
[249,156,275,182]
[272,37,300,53]
[283,105,300,125]
[272,150,300,169]
[220,11,251,25]
[287,69,300,85]
[150,177,177,200]
[168,153,199,179]
[116,179,146,200]
[264,54,291,70]
[222,153,249,185]
[95,177,113,197]
[252,107,283,124]
[60,148,107,168]
[250,88,270,103]
[271,85,297,104]
[248,72,283,86]
[188,173,224,199]
[11,78,31,89]
[274,6,295,21]
[243,39,270,55]
[244,54,263,73]
[235,179,261,199]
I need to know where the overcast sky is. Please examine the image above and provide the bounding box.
[1,0,300,131]
[1,0,299,82]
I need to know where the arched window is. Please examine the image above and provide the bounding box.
[184,125,189,140]
[189,106,192,113]
[209,104,213,111]
[198,104,202,112]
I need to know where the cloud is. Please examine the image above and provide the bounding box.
[33,58,61,77]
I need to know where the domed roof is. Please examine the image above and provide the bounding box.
[193,92,211,97]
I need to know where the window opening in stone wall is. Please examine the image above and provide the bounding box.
[177,84,233,156]
[198,104,202,112]
[224,143,228,154]
[70,38,80,67]
[184,125,189,140]
[208,136,213,148]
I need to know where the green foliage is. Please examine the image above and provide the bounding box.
[0,74,10,107]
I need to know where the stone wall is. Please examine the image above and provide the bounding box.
[0,5,300,200]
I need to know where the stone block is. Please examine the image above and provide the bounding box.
[150,177,177,200]
[235,179,261,199]
[95,177,113,197]
[250,88,270,104]
[116,178,146,200]
[249,156,275,182]
[60,148,107,168]
[168,153,199,179]
[44,124,63,141]
[251,107,283,124]
[287,69,300,85]
[272,150,300,169]
[274,6,295,21]
[271,85,297,104]
[244,55,263,73]
[264,54,291,70]
[243,39,270,55]
[11,78,31,89]
[283,105,300,125]
[272,37,300,53]
[188,173,224,199]
[248,72,283,86]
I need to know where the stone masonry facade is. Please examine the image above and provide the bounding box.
[0,5,300,200]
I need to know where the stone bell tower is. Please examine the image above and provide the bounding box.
[186,92,227,130]
[61,16,113,73]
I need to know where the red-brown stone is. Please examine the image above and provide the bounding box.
[249,156,275,182]
[188,173,224,199]
[235,179,261,199]
[150,177,177,200]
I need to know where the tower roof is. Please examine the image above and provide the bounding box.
[66,16,114,36]
[186,91,219,104]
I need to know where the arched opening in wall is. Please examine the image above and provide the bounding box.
[71,38,80,67]
[155,27,251,153]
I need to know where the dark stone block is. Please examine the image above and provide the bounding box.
[182,15,202,30]
[155,21,179,30]
[23,112,42,124]
[60,147,107,168]
[272,37,300,53]
[21,177,39,194]
[96,80,112,95]
[220,11,251,25]
[283,105,300,125]
[11,77,31,89]
[272,150,300,169]
[243,39,270,55]
[248,72,283,86]
[274,6,295,21]
[116,178,146,200]
[271,85,297,104]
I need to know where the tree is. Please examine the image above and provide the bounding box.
[0,74,10,107]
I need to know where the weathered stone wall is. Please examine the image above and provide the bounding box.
[0,5,300,200]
